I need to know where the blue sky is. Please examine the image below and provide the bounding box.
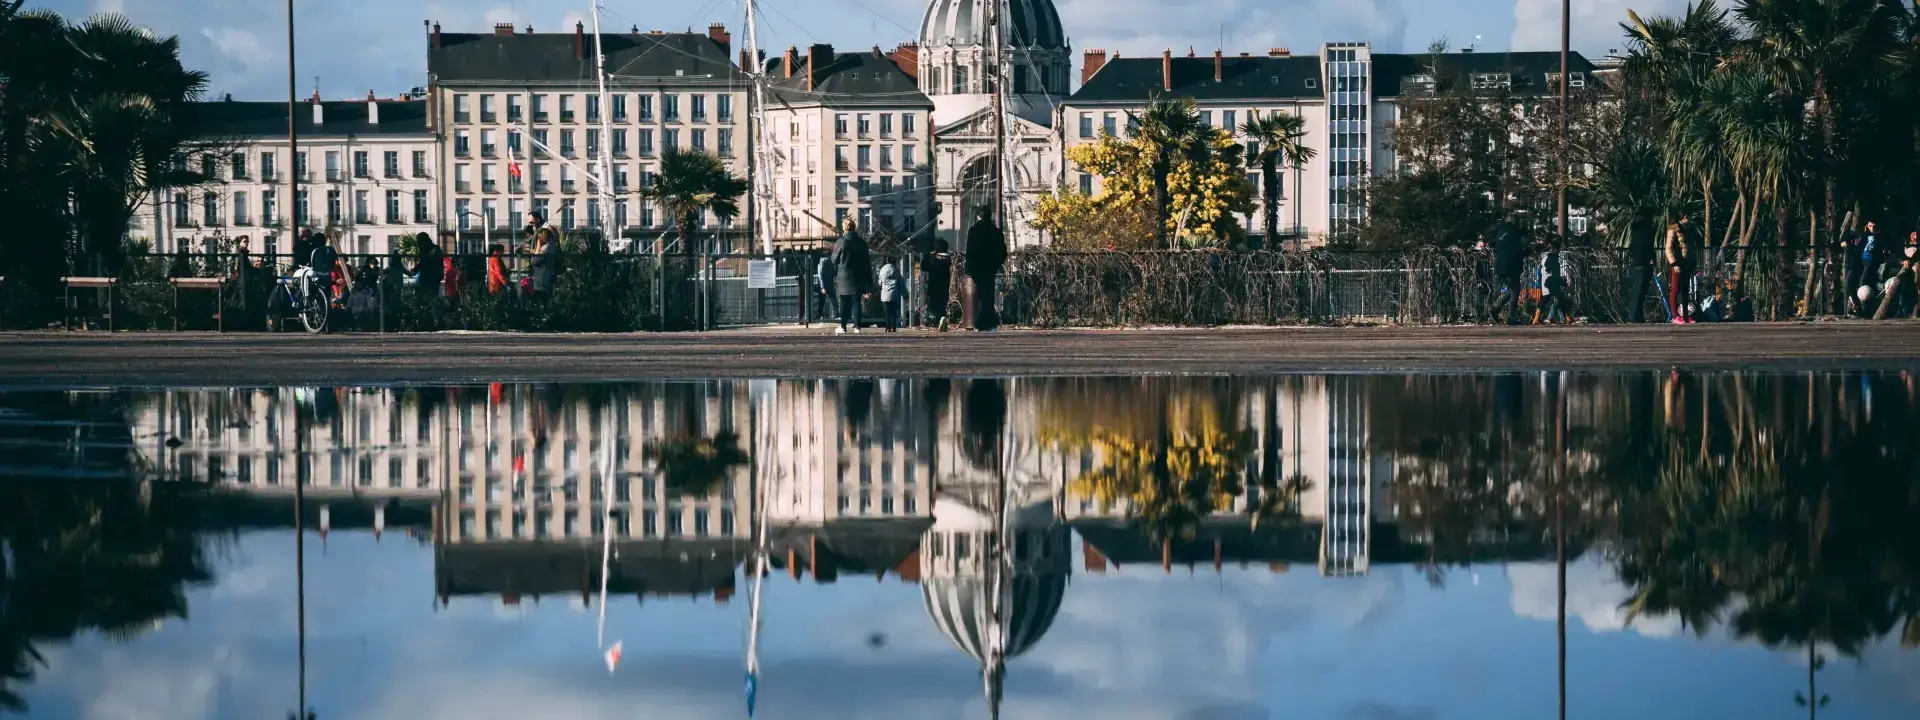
[19,528,1920,719]
[46,0,1693,101]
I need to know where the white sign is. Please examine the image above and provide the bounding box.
[747,260,777,289]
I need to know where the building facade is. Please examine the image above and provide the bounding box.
[426,22,751,253]
[761,46,937,246]
[135,96,437,257]
[1062,44,1595,245]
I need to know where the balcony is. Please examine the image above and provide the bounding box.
[454,144,471,158]
[533,181,550,193]
[481,111,497,123]
[560,111,575,123]
[561,147,576,158]
[262,170,278,181]
[835,159,850,171]
[534,148,548,159]
[508,181,523,194]
[718,111,733,123]
[638,111,654,122]
[326,170,343,182]
[295,170,311,181]
[613,112,628,123]
[639,146,655,158]
[233,171,251,181]
[355,214,373,225]
[482,180,497,193]
[587,110,601,123]
[384,169,402,180]
[386,216,400,225]
[586,144,600,157]
[326,213,342,226]
[507,109,523,122]
[692,112,707,123]
[455,181,471,193]
[354,169,370,179]
[455,110,471,123]
[835,130,849,140]
[532,111,549,123]
[414,214,430,224]
[481,145,496,158]
[234,217,253,227]
[612,148,628,158]
[561,181,576,193]
[412,168,430,179]
[664,112,680,123]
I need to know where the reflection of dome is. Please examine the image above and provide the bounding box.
[919,0,1067,49]
[921,574,1067,661]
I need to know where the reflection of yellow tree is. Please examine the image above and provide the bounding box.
[1065,393,1256,541]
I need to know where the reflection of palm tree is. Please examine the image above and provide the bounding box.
[646,430,747,498]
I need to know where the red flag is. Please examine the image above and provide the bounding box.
[508,160,522,179]
[604,641,623,673]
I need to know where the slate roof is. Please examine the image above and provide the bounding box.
[762,49,933,108]
[1069,50,1597,104]
[186,99,429,139]
[428,29,746,85]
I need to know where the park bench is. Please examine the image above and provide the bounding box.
[170,277,227,331]
[61,276,117,331]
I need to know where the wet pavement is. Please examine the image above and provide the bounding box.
[2,373,1917,719]
[4,323,1920,387]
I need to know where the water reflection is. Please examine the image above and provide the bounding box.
[0,373,1916,718]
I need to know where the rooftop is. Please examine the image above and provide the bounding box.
[427,23,746,85]
[763,45,932,108]
[187,98,429,139]
[1069,48,1598,104]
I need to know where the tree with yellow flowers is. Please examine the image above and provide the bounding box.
[1032,97,1254,249]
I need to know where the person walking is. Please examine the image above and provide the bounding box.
[529,227,560,299]
[964,207,1007,331]
[413,232,444,300]
[922,238,953,331]
[814,253,837,322]
[1535,240,1571,325]
[486,244,509,295]
[1491,215,1526,325]
[878,257,904,332]
[1624,218,1657,322]
[831,219,873,334]
[1665,213,1699,324]
[1847,220,1882,310]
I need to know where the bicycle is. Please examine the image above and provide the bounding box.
[266,265,331,333]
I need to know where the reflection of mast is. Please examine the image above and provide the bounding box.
[596,401,619,666]
[983,382,1011,720]
[290,389,311,720]
[744,382,772,717]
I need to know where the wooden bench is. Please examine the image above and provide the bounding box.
[170,277,227,331]
[61,276,117,331]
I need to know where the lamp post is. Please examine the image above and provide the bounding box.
[459,211,491,254]
[1557,0,1570,241]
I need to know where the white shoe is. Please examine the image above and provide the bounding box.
[852,327,862,334]
[834,327,847,335]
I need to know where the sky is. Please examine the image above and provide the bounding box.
[19,529,1920,719]
[45,0,1698,102]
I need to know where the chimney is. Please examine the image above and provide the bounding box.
[429,21,441,50]
[1162,48,1173,91]
[311,92,323,125]
[807,43,833,92]
[739,49,750,71]
[872,44,882,57]
[575,21,584,61]
[1082,540,1109,574]
[1082,48,1107,84]
[525,24,533,34]
[708,23,731,54]
[367,90,379,124]
[1269,47,1290,57]
[1187,46,1196,58]
[783,45,797,78]
[493,22,514,36]
[888,43,920,81]
[1214,49,1223,81]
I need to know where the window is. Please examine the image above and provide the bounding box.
[664,129,679,151]
[481,129,497,157]
[456,199,471,230]
[294,151,308,179]
[455,130,470,157]
[531,93,548,121]
[903,145,916,169]
[1079,173,1093,194]
[663,94,680,121]
[612,129,629,156]
[508,197,524,229]
[412,151,428,177]
[1200,110,1213,128]
[691,129,705,151]
[200,154,218,179]
[879,113,893,136]
[232,191,250,225]
[263,189,277,225]
[325,151,341,181]
[231,153,249,180]
[385,190,401,224]
[353,151,369,178]
[587,197,600,228]
[454,164,470,193]
[326,189,341,224]
[857,145,871,171]
[560,199,576,229]
[1223,110,1237,131]
[586,128,600,156]
[612,94,628,122]
[295,190,309,224]
[559,94,575,123]
[835,146,848,171]
[1471,72,1511,89]
[454,94,470,122]
[639,129,655,156]
[667,510,683,536]
[690,94,706,122]
[717,95,732,122]
[1079,113,1094,137]
[718,128,733,157]
[202,192,218,225]
[614,165,629,192]
[694,508,709,537]
[903,113,916,137]
[615,198,628,227]
[413,190,429,223]
[354,190,370,223]
[586,94,600,122]
[857,113,871,137]
[383,151,400,178]
[560,130,576,157]
[835,114,849,138]
[638,94,653,121]
[1103,112,1117,136]
[507,129,522,154]
[260,151,276,180]
[479,94,495,121]
[532,129,548,157]
[880,145,892,171]
[506,94,523,122]
[953,66,969,93]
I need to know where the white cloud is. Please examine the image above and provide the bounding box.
[1506,558,1685,638]
[1508,0,1694,55]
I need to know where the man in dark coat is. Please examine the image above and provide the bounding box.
[830,219,872,334]
[964,207,1007,331]
[922,238,953,330]
[1490,217,1525,325]
[814,254,836,321]
[413,232,444,300]
[1624,217,1657,323]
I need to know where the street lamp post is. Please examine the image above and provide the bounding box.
[459,211,490,254]
[1557,0,1570,241]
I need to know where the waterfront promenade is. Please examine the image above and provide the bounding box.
[3,323,1919,387]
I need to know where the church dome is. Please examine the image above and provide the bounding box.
[921,573,1068,662]
[919,0,1067,49]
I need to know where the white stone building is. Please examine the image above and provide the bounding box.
[426,21,752,253]
[136,95,438,257]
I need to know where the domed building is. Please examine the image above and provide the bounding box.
[917,0,1069,250]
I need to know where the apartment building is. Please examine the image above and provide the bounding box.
[426,21,751,252]
[1062,43,1595,245]
[136,95,437,256]
[762,45,936,246]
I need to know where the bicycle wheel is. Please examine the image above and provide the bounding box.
[300,286,330,333]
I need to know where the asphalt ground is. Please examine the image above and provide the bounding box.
[2,322,1917,388]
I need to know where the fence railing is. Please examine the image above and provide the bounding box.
[4,244,1908,331]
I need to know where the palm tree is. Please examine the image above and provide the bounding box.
[1126,97,1208,247]
[1239,112,1316,247]
[641,148,747,255]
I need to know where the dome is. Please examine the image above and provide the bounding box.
[919,0,1067,49]
[921,574,1068,662]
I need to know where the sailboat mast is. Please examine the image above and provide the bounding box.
[988,0,1009,227]
[589,0,616,239]
[744,0,775,257]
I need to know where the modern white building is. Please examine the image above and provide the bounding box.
[761,45,937,247]
[425,21,752,253]
[135,95,438,257]
[1062,44,1595,245]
